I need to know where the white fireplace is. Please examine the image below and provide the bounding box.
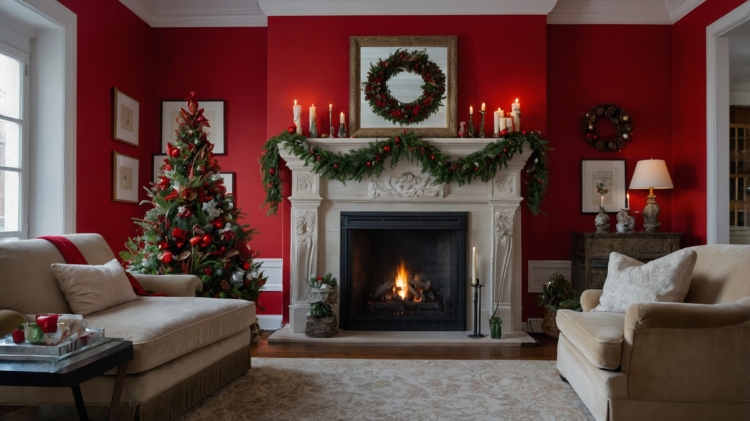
[280,138,531,334]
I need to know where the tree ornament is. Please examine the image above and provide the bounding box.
[160,251,173,264]
[394,136,401,144]
[269,168,276,176]
[366,161,372,167]
[582,103,633,151]
[384,145,391,152]
[287,125,296,134]
[333,163,339,169]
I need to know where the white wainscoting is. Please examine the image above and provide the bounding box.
[527,260,571,293]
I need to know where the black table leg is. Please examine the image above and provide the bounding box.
[71,384,90,421]
[108,361,128,421]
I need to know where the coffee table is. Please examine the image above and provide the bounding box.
[0,339,133,421]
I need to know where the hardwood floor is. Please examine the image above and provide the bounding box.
[0,330,557,420]
[252,330,558,360]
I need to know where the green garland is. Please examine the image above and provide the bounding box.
[363,49,446,125]
[260,129,549,216]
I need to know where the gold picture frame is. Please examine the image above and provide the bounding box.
[350,36,458,138]
[113,88,139,146]
[113,151,139,203]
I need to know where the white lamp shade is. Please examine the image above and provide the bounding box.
[629,159,674,190]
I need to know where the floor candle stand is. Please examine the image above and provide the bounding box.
[468,283,485,338]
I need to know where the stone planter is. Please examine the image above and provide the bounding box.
[305,314,339,338]
[307,287,339,305]
[542,307,561,338]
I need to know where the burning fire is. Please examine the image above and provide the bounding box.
[395,261,408,299]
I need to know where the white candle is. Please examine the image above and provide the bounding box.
[293,100,302,135]
[472,247,477,285]
[340,112,345,124]
[470,105,473,115]
[499,117,507,132]
[329,104,332,112]
[511,98,520,132]
[626,193,630,209]
[481,103,486,112]
[493,111,500,134]
[309,104,316,131]
[506,117,513,131]
[499,108,505,118]
[601,195,604,207]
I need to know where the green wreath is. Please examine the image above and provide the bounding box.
[582,104,633,151]
[260,128,549,217]
[363,49,446,125]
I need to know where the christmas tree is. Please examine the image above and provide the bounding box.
[121,92,266,305]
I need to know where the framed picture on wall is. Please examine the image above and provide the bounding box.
[161,100,225,155]
[113,151,139,203]
[152,154,168,184]
[581,159,626,213]
[113,88,139,146]
[349,36,457,138]
[219,172,235,195]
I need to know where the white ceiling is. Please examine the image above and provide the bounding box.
[119,0,706,27]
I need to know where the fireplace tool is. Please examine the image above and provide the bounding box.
[468,282,485,338]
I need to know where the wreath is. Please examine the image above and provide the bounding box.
[260,128,549,217]
[363,49,446,125]
[582,104,633,151]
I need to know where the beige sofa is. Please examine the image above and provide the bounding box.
[0,234,257,420]
[556,244,750,421]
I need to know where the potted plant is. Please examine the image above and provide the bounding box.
[536,272,581,338]
[305,273,339,338]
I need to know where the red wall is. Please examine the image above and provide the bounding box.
[59,0,152,253]
[672,0,747,246]
[538,24,673,318]
[266,15,549,322]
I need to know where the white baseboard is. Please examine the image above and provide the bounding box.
[256,315,283,331]
[522,318,544,334]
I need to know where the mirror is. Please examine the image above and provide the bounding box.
[350,36,457,138]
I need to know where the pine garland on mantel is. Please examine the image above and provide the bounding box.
[260,128,549,216]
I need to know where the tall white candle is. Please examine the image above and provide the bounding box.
[340,112,345,124]
[309,104,316,132]
[499,117,507,132]
[493,111,500,135]
[499,108,505,118]
[506,117,513,131]
[626,193,630,209]
[472,247,477,285]
[511,98,521,132]
[293,100,302,135]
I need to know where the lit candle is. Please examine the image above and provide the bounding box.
[511,98,521,132]
[470,105,473,115]
[340,112,345,124]
[626,193,630,209]
[309,104,316,126]
[329,104,332,112]
[472,247,477,285]
[481,103,486,112]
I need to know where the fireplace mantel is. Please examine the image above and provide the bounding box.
[280,138,532,334]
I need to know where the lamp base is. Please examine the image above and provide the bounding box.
[642,192,661,233]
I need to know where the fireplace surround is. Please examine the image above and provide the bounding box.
[280,138,531,335]
[340,211,467,331]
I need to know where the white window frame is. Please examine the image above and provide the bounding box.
[0,41,29,240]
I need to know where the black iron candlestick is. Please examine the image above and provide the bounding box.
[468,282,485,338]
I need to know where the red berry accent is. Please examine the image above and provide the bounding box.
[287,125,296,134]
[317,276,322,281]
[202,234,212,244]
[384,145,391,152]
[430,155,435,160]
[394,136,401,144]
[503,149,507,153]
[204,267,212,275]
[375,155,381,161]
[522,131,527,135]
[243,262,251,270]
[366,161,372,167]
[310,149,315,155]
[333,164,339,169]
[316,155,321,161]
[269,168,276,175]
[474,167,479,172]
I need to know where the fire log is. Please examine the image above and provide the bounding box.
[373,282,393,299]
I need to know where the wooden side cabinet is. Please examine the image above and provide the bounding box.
[570,231,682,294]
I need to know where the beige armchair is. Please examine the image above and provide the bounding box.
[556,245,750,421]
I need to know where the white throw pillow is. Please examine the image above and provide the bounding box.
[51,259,137,315]
[593,249,697,313]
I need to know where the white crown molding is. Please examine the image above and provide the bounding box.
[259,0,559,16]
[151,14,267,27]
[548,0,671,25]
[119,0,156,26]
[666,0,706,23]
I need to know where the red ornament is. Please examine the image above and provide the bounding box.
[203,267,212,275]
[317,276,322,281]
[160,251,173,264]
[213,219,224,228]
[269,168,276,176]
[316,155,321,161]
[474,166,479,172]
[202,234,212,244]
[375,155,381,161]
[384,145,391,152]
[522,131,527,135]
[333,163,339,169]
[169,148,179,158]
[366,161,372,167]
[243,262,251,270]
[394,136,401,144]
[430,155,435,161]
[500,129,509,136]
[12,328,24,344]
[189,236,201,247]
[288,125,296,134]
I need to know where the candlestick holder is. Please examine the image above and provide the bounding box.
[329,111,334,138]
[468,113,475,138]
[338,123,347,138]
[468,282,485,338]
[310,119,318,138]
[478,110,486,138]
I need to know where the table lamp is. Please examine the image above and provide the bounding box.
[629,159,673,233]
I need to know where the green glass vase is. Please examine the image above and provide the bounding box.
[490,317,502,339]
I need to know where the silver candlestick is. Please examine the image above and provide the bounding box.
[478,110,486,138]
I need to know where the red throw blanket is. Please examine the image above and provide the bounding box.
[40,236,168,297]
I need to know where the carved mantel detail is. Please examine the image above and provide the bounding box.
[495,176,515,196]
[368,172,447,199]
[297,174,315,194]
[292,209,317,304]
[491,208,517,312]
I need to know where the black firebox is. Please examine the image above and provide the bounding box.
[339,212,467,331]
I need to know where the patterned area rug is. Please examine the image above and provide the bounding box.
[177,358,594,421]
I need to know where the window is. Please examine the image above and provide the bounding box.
[0,43,29,241]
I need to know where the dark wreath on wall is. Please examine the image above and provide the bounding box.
[582,104,633,152]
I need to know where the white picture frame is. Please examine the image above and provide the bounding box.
[219,172,235,195]
[113,151,139,203]
[581,159,627,213]
[152,154,168,184]
[161,100,225,155]
[113,88,139,146]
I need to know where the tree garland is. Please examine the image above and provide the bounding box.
[363,49,446,125]
[260,128,549,216]
[582,103,633,152]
